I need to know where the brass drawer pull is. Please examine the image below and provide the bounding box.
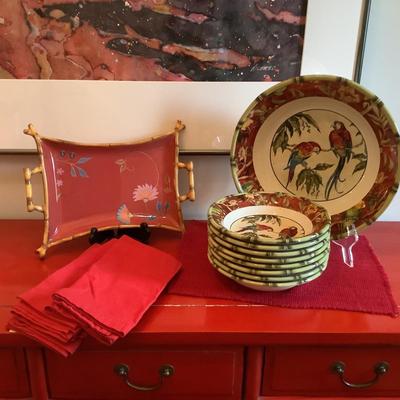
[331,361,389,389]
[114,363,174,391]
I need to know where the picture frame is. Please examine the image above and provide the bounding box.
[0,0,370,153]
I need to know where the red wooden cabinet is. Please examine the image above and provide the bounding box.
[1,221,400,400]
[262,345,400,397]
[45,347,244,400]
[0,348,30,398]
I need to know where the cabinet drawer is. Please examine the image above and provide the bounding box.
[262,345,400,397]
[0,348,30,398]
[45,346,243,400]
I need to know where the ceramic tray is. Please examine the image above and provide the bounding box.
[231,75,400,239]
[24,121,195,257]
[208,192,330,244]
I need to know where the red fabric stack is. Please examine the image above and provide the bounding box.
[8,236,181,357]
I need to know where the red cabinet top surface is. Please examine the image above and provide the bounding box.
[1,220,400,347]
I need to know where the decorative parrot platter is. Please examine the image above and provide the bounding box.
[231,75,400,239]
[208,192,330,245]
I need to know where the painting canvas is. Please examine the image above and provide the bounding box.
[0,0,308,81]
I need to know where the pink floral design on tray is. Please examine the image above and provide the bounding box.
[116,204,133,225]
[133,184,159,203]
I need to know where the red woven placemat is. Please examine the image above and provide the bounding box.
[168,221,398,317]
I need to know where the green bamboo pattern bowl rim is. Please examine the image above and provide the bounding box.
[208,250,328,282]
[208,238,329,269]
[208,252,329,290]
[208,220,330,252]
[208,245,328,277]
[208,225,329,261]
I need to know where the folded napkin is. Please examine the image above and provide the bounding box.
[8,235,181,356]
[52,235,182,345]
[8,314,82,357]
[8,242,111,356]
[12,302,79,343]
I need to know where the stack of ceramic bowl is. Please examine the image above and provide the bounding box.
[207,192,331,291]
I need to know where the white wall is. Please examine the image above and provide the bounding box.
[360,0,400,220]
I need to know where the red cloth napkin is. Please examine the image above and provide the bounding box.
[8,235,181,356]
[168,221,398,317]
[52,235,182,345]
[8,315,82,356]
[8,241,113,356]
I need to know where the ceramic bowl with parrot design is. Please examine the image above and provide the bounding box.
[207,222,330,255]
[231,75,400,240]
[208,192,330,245]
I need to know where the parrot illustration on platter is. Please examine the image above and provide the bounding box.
[325,121,353,199]
[285,141,321,187]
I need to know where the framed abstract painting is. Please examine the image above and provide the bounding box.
[0,0,369,152]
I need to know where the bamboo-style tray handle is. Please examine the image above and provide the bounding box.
[178,161,195,202]
[23,166,45,213]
